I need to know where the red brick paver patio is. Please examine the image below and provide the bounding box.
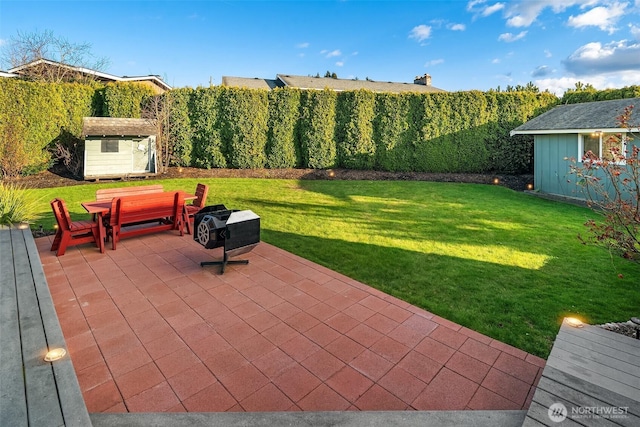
[36,233,545,413]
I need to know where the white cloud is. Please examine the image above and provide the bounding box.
[544,49,553,58]
[502,0,584,28]
[336,61,344,67]
[631,24,640,39]
[536,69,640,95]
[567,2,628,34]
[409,25,432,42]
[448,23,466,31]
[563,39,640,74]
[532,65,553,77]
[467,0,505,18]
[492,58,501,64]
[534,76,584,95]
[321,49,341,58]
[0,39,6,47]
[296,42,310,49]
[498,31,528,42]
[425,59,444,67]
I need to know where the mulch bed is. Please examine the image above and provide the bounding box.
[6,164,534,191]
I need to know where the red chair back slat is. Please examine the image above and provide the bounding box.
[193,183,209,208]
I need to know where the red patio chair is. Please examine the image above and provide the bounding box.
[50,198,101,256]
[184,183,209,234]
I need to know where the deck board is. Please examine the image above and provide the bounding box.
[0,228,28,425]
[0,227,91,426]
[524,319,640,426]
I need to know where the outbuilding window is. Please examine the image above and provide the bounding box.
[101,139,119,153]
[579,132,626,162]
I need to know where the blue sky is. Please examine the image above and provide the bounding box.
[1,0,639,95]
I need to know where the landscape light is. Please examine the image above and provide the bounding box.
[565,317,583,328]
[44,348,67,362]
[493,178,500,185]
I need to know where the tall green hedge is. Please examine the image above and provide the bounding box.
[267,88,300,168]
[103,82,155,118]
[0,79,95,176]
[221,87,269,168]
[166,88,193,166]
[189,87,226,168]
[561,85,640,104]
[335,89,376,169]
[1,79,566,177]
[373,93,413,171]
[299,89,337,169]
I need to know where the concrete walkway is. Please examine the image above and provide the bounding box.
[36,232,545,414]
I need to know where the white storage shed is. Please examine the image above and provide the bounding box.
[82,117,157,180]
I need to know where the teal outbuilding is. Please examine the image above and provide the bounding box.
[511,97,640,200]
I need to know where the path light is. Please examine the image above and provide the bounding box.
[327,169,335,178]
[565,317,584,328]
[493,177,500,185]
[44,347,67,362]
[526,183,534,191]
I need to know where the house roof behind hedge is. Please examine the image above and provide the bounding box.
[221,73,446,93]
[276,74,446,93]
[82,117,156,137]
[221,76,284,89]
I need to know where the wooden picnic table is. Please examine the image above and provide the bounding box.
[82,192,196,249]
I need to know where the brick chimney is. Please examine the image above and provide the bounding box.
[413,73,432,86]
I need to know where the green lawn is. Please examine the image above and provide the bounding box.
[26,178,639,358]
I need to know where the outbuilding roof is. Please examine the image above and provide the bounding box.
[511,97,640,135]
[82,117,156,137]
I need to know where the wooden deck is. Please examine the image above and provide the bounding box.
[0,226,90,426]
[524,318,640,426]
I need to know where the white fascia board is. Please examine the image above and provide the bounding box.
[510,128,633,136]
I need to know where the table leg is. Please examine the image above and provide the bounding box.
[96,213,106,253]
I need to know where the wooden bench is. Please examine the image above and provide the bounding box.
[0,226,90,426]
[107,191,185,249]
[95,184,163,201]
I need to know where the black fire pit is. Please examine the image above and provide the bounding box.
[193,205,260,274]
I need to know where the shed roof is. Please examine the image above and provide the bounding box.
[82,117,156,137]
[511,97,640,135]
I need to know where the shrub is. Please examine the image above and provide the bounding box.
[568,105,640,261]
[0,182,40,226]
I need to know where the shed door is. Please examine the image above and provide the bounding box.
[131,137,155,173]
